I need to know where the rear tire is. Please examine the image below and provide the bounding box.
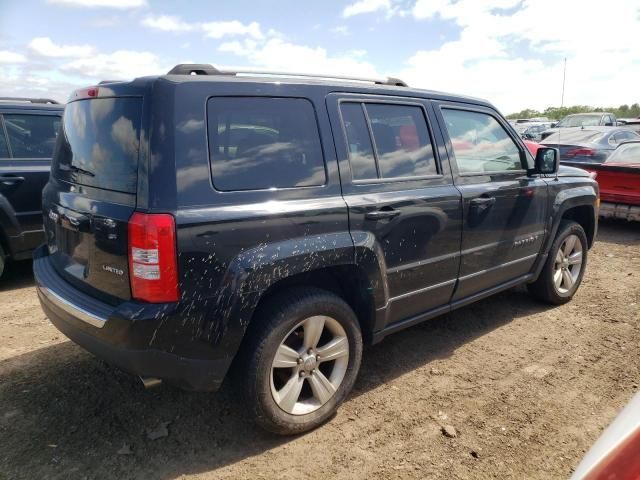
[528,220,588,305]
[240,287,362,435]
[0,244,5,280]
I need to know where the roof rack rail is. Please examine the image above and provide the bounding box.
[166,63,407,87]
[0,97,60,104]
[167,64,231,76]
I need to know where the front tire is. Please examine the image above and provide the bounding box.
[241,287,363,435]
[528,220,588,305]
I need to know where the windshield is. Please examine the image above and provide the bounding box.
[557,114,602,128]
[607,143,640,164]
[52,97,142,193]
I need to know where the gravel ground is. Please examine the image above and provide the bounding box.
[0,220,638,480]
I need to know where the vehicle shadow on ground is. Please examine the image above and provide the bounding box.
[0,288,549,479]
[0,259,35,292]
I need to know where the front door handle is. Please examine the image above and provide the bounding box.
[0,175,25,186]
[365,209,400,220]
[470,197,496,207]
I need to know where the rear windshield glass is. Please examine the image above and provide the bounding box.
[207,97,326,191]
[53,98,142,193]
[607,143,640,164]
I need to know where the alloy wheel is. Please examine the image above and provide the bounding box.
[270,315,349,415]
[553,234,583,294]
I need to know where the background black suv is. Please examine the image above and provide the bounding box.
[33,65,598,434]
[0,97,63,278]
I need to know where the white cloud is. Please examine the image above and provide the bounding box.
[141,15,263,39]
[0,51,27,64]
[0,67,76,103]
[47,0,146,8]
[28,37,95,58]
[141,15,194,32]
[61,50,163,79]
[330,25,350,36]
[218,37,379,78]
[202,20,263,39]
[343,0,392,17]
[405,0,640,113]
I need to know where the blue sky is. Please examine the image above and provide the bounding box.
[1,0,639,113]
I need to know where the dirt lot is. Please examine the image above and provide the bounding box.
[0,221,639,480]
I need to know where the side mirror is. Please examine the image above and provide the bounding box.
[604,122,613,127]
[533,147,559,174]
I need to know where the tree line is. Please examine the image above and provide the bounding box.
[506,104,640,120]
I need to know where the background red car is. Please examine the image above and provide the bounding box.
[564,141,640,221]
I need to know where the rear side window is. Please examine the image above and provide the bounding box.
[0,124,8,158]
[4,114,61,159]
[53,98,142,193]
[441,108,523,173]
[340,102,437,181]
[207,97,326,191]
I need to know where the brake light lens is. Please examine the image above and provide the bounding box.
[566,148,595,157]
[69,86,99,101]
[128,212,180,303]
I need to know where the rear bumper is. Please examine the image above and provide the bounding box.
[599,202,640,222]
[33,246,228,391]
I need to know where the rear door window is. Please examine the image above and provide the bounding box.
[340,101,437,181]
[4,114,61,159]
[366,104,437,179]
[207,97,326,191]
[441,108,523,173]
[340,103,377,180]
[53,98,142,193]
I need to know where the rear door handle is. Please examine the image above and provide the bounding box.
[470,197,496,207]
[0,176,25,186]
[365,209,400,220]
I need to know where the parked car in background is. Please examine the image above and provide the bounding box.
[512,121,552,136]
[617,117,640,134]
[572,393,640,479]
[523,139,540,156]
[540,112,617,140]
[540,127,639,164]
[0,97,63,279]
[521,124,550,142]
[563,140,640,222]
[34,64,597,435]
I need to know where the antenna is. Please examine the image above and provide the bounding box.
[560,57,567,108]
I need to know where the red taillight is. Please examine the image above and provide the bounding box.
[566,148,595,157]
[128,212,179,303]
[69,86,99,101]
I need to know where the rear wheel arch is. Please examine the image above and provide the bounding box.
[245,265,377,345]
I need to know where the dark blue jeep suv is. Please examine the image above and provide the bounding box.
[34,65,598,434]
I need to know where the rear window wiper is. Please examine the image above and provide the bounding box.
[59,164,95,177]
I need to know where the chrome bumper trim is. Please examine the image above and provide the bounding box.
[39,286,107,329]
